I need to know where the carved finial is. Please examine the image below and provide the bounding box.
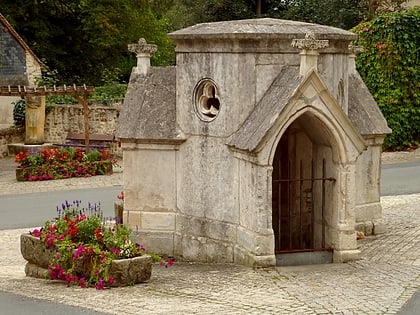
[348,44,364,55]
[128,38,157,75]
[291,32,329,50]
[128,38,157,56]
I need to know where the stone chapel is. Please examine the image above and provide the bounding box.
[117,18,391,266]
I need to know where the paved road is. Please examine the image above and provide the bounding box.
[0,291,109,315]
[381,160,420,196]
[0,186,121,230]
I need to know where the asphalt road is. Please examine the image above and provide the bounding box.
[0,186,121,314]
[0,291,110,315]
[381,160,420,196]
[0,186,121,230]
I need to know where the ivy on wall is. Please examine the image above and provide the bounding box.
[352,7,420,150]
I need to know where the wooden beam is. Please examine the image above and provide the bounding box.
[0,85,94,97]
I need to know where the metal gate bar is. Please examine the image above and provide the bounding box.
[273,158,335,253]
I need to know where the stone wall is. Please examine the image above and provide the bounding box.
[44,104,122,156]
[0,126,24,157]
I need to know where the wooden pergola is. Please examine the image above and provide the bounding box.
[0,84,95,151]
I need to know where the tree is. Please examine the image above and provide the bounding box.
[1,0,174,85]
[352,7,420,150]
[172,0,410,30]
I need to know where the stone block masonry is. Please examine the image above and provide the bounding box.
[44,103,122,156]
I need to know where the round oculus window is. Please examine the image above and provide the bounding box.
[194,80,221,121]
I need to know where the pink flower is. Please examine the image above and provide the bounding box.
[31,229,42,237]
[110,248,121,255]
[73,245,85,259]
[78,277,86,288]
[96,278,105,290]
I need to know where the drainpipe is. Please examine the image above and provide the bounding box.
[291,32,329,76]
[128,38,157,75]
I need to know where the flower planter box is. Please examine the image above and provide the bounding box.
[16,160,113,181]
[20,234,153,287]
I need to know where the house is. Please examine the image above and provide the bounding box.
[0,13,43,126]
[117,19,391,266]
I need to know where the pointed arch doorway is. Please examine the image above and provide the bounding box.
[272,113,337,265]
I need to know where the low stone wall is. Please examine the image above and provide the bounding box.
[0,126,24,157]
[44,103,122,156]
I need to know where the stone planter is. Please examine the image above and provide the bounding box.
[20,234,153,287]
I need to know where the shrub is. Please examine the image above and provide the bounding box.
[13,99,26,126]
[352,7,420,150]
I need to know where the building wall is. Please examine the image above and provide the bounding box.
[0,126,24,157]
[25,52,42,88]
[0,96,19,126]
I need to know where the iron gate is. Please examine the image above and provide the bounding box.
[272,158,335,253]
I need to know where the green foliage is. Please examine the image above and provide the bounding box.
[2,0,174,85]
[12,99,25,126]
[269,0,366,29]
[90,84,127,105]
[352,7,420,150]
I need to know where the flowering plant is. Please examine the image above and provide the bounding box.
[15,147,115,181]
[30,200,172,289]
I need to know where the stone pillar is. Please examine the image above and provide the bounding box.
[291,32,329,76]
[348,44,364,75]
[25,95,45,145]
[128,38,158,75]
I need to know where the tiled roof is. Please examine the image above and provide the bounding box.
[0,13,44,67]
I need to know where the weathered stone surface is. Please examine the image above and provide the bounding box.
[169,18,356,45]
[25,262,49,279]
[25,95,45,145]
[119,17,390,267]
[20,234,56,269]
[348,73,392,136]
[116,67,181,142]
[44,104,122,156]
[108,255,153,287]
[227,66,301,152]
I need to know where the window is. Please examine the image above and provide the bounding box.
[194,79,221,121]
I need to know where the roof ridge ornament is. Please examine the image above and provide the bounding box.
[291,32,329,76]
[128,38,158,75]
[291,32,329,50]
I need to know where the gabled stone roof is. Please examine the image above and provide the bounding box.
[169,18,356,41]
[348,73,391,136]
[116,67,181,142]
[227,66,302,151]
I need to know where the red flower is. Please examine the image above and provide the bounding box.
[94,227,103,243]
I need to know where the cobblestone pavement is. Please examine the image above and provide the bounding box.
[0,155,419,314]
